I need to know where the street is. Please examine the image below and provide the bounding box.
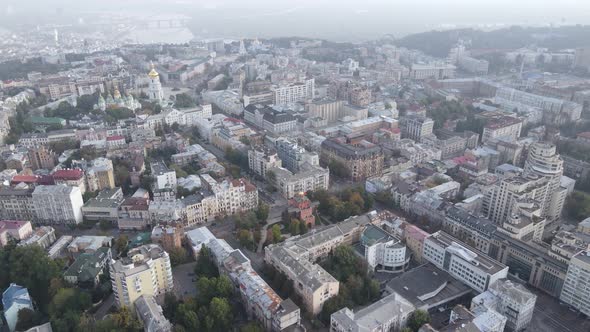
[529,286,590,332]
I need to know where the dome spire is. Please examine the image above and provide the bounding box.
[148,61,159,78]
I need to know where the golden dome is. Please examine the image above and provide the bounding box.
[148,62,159,78]
[113,88,122,99]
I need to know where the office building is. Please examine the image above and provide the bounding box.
[320,137,384,182]
[360,225,409,273]
[330,292,415,332]
[32,185,84,224]
[275,138,320,173]
[0,187,36,222]
[110,244,173,309]
[409,63,456,80]
[400,115,434,142]
[2,284,33,332]
[471,279,536,331]
[423,231,509,293]
[560,250,590,316]
[243,104,297,134]
[81,188,124,222]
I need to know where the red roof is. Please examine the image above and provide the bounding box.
[10,175,39,184]
[107,135,126,141]
[577,132,590,139]
[52,169,84,181]
[0,220,30,230]
[224,117,242,123]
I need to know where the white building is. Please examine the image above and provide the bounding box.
[271,164,330,199]
[482,116,523,143]
[400,116,434,142]
[360,225,409,273]
[147,64,164,103]
[32,185,84,224]
[471,279,536,332]
[423,231,509,293]
[330,292,415,332]
[185,227,216,258]
[151,162,177,201]
[409,63,456,80]
[560,250,590,316]
[272,78,315,105]
[2,284,33,332]
[135,294,173,332]
[248,148,282,178]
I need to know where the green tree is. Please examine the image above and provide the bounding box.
[407,310,431,332]
[15,308,43,331]
[114,235,129,256]
[241,321,264,332]
[209,297,232,331]
[289,219,301,236]
[168,247,190,266]
[174,93,196,108]
[238,229,253,249]
[177,304,200,330]
[271,224,283,244]
[255,203,269,222]
[49,288,91,319]
[194,246,219,278]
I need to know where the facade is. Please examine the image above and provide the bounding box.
[118,197,151,230]
[271,164,330,199]
[151,161,177,201]
[360,225,409,273]
[471,279,536,331]
[272,78,314,105]
[275,138,320,173]
[400,115,434,142]
[320,137,384,182]
[482,116,523,143]
[2,284,33,332]
[403,224,430,263]
[287,194,316,228]
[244,104,298,134]
[151,225,182,252]
[248,148,283,178]
[523,143,566,223]
[32,185,84,224]
[18,226,56,249]
[28,145,57,170]
[52,169,87,194]
[330,292,415,332]
[410,63,456,80]
[86,158,116,192]
[423,231,509,293]
[560,250,590,316]
[81,188,124,222]
[0,220,33,247]
[110,244,173,309]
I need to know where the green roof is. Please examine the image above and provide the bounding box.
[129,232,152,248]
[64,247,110,283]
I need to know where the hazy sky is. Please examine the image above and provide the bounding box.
[1,0,589,40]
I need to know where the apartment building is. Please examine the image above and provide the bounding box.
[110,244,173,309]
[409,63,456,80]
[150,161,177,201]
[0,221,33,247]
[271,164,330,199]
[32,185,84,224]
[86,158,116,192]
[482,116,523,143]
[265,213,375,314]
[248,148,282,178]
[52,169,87,194]
[560,250,590,316]
[272,78,315,105]
[275,138,320,173]
[244,104,298,134]
[423,231,509,293]
[134,295,173,332]
[320,137,384,182]
[27,145,57,170]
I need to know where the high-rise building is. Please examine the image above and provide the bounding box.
[248,147,282,179]
[110,244,173,309]
[523,143,567,223]
[147,64,164,103]
[86,158,116,192]
[32,185,84,224]
[320,137,384,182]
[574,47,590,71]
[150,161,177,201]
[272,78,314,105]
[560,250,590,316]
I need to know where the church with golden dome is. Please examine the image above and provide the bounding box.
[95,87,141,111]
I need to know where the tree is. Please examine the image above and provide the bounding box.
[49,288,91,319]
[194,246,219,278]
[271,224,282,243]
[238,229,253,249]
[209,297,232,331]
[407,310,431,332]
[15,308,43,331]
[114,235,129,256]
[177,304,200,330]
[255,203,269,222]
[174,93,196,108]
[241,322,264,332]
[328,159,350,179]
[289,219,301,236]
[168,247,190,266]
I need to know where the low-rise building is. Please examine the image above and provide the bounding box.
[151,225,182,252]
[360,225,409,273]
[330,292,415,332]
[18,226,56,249]
[0,220,33,247]
[134,294,173,332]
[64,247,111,287]
[81,188,124,223]
[67,235,113,257]
[2,284,34,332]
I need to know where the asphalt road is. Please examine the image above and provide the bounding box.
[528,286,590,332]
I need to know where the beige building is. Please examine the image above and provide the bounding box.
[320,137,384,182]
[86,158,116,192]
[482,116,523,143]
[110,244,173,309]
[560,250,590,316]
[271,164,329,199]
